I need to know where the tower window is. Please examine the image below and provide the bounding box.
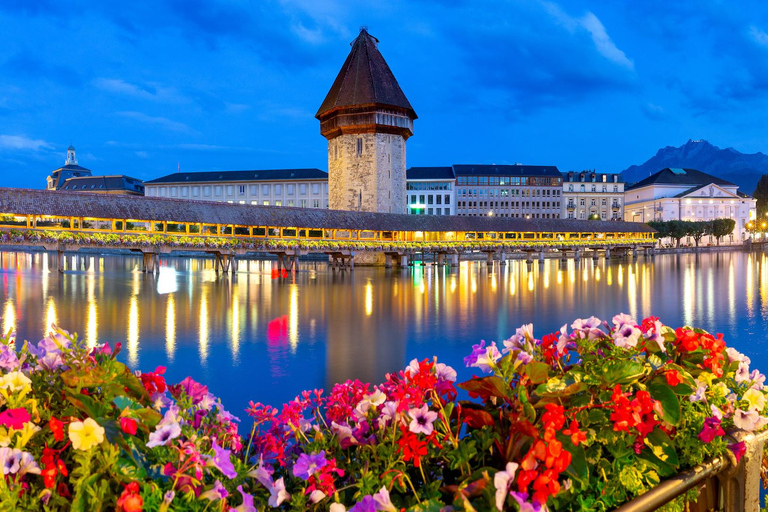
[356,137,363,156]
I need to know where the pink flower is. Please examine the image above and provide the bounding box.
[169,376,208,405]
[728,441,747,463]
[208,438,237,479]
[0,408,30,429]
[698,417,724,443]
[293,451,328,480]
[373,486,397,512]
[494,462,520,511]
[408,404,438,436]
[146,422,181,448]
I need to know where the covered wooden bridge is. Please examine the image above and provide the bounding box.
[0,188,655,271]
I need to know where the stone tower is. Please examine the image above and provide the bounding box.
[317,28,417,214]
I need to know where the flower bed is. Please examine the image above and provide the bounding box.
[1,314,765,511]
[0,227,648,255]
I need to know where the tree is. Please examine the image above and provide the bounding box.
[753,175,768,216]
[647,221,668,246]
[711,218,736,245]
[687,221,708,247]
[667,220,688,248]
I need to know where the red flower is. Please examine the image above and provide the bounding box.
[0,408,30,429]
[120,417,138,436]
[117,482,143,512]
[49,417,64,442]
[665,370,683,387]
[563,420,587,446]
[397,429,429,467]
[541,403,566,430]
[139,366,167,395]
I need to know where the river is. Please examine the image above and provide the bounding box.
[0,250,765,413]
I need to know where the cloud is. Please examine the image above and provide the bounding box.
[641,103,665,120]
[0,135,53,151]
[93,78,186,103]
[116,111,192,132]
[750,25,768,47]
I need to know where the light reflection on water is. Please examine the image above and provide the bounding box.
[1,250,768,411]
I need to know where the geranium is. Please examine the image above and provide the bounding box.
[116,482,143,512]
[48,417,64,442]
[68,418,104,451]
[119,417,138,436]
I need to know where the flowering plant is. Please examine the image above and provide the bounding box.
[0,314,766,511]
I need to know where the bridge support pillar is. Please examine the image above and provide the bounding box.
[499,252,506,266]
[436,253,445,267]
[486,252,494,267]
[400,255,409,268]
[526,252,534,263]
[450,253,459,268]
[539,252,545,262]
[231,256,238,273]
[605,248,611,259]
[385,254,393,268]
[592,250,599,261]
[574,249,581,260]
[56,250,64,273]
[632,248,638,259]
[560,250,568,262]
[142,252,157,274]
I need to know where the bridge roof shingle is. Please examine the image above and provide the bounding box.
[0,188,654,234]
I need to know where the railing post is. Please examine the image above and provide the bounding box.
[719,430,768,512]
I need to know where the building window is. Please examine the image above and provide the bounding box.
[436,195,442,204]
[226,186,234,196]
[287,200,294,207]
[275,200,282,206]
[171,187,178,197]
[262,185,270,195]
[428,195,433,205]
[356,137,363,156]
[250,185,258,195]
[591,185,596,192]
[580,185,585,192]
[300,199,307,208]
[263,200,269,206]
[275,185,282,195]
[313,199,320,208]
[580,198,585,206]
[591,199,596,206]
[192,187,199,197]
[239,185,246,195]
[251,200,258,205]
[300,184,307,195]
[428,208,433,215]
[312,184,320,195]
[214,186,222,196]
[445,195,450,204]
[287,184,295,195]
[181,187,188,197]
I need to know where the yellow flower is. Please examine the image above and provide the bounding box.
[68,418,105,451]
[0,371,31,392]
[743,388,766,412]
[712,382,729,397]
[16,422,41,449]
[0,427,13,447]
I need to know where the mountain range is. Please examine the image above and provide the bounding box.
[620,139,768,194]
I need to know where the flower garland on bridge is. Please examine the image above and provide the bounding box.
[2,228,648,255]
[0,315,765,511]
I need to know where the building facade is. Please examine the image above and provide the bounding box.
[561,171,624,220]
[624,167,756,243]
[144,169,329,208]
[46,146,93,190]
[316,28,416,214]
[405,167,456,216]
[60,175,145,196]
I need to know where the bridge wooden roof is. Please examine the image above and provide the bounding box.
[0,188,654,234]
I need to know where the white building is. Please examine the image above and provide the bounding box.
[405,167,456,215]
[144,169,329,209]
[624,167,756,243]
[562,171,624,220]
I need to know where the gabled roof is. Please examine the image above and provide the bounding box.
[146,169,328,184]
[407,167,455,180]
[626,168,736,190]
[61,175,145,194]
[453,165,561,177]
[316,29,415,119]
[671,183,739,198]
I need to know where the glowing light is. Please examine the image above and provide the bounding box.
[365,281,373,316]
[618,266,624,287]
[166,295,176,362]
[450,276,457,293]
[607,268,612,286]
[86,302,97,349]
[157,266,179,295]
[528,272,534,292]
[289,284,299,353]
[595,267,601,281]
[231,291,240,361]
[491,273,497,291]
[127,296,139,367]
[556,270,562,285]
[543,269,549,289]
[45,299,57,335]
[582,267,588,282]
[471,278,477,294]
[199,291,209,364]
[2,299,15,336]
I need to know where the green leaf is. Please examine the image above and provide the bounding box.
[524,361,551,384]
[644,427,679,467]
[406,499,444,512]
[561,436,589,485]
[647,382,681,426]
[519,387,536,422]
[600,360,646,385]
[458,376,510,401]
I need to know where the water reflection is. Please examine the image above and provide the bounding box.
[1,250,768,410]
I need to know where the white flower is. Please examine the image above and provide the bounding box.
[494,462,519,511]
[363,389,387,407]
[733,409,768,431]
[435,363,457,382]
[408,404,438,436]
[309,490,326,503]
[373,486,398,512]
[268,477,289,507]
[330,503,347,512]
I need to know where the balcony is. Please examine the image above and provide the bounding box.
[567,203,576,210]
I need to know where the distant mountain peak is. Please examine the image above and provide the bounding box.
[621,139,768,194]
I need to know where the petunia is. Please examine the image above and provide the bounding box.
[199,480,229,501]
[209,438,237,479]
[689,379,707,402]
[0,371,31,392]
[169,376,209,405]
[494,462,520,511]
[68,418,105,451]
[150,392,172,411]
[729,441,747,463]
[373,486,398,512]
[556,324,570,354]
[17,450,41,477]
[735,362,751,384]
[698,417,724,443]
[733,409,768,431]
[742,388,766,412]
[750,370,766,390]
[293,451,328,480]
[0,408,30,430]
[434,363,457,382]
[612,315,642,348]
[268,477,290,507]
[472,341,502,373]
[725,347,748,363]
[516,351,534,365]
[146,421,181,449]
[349,496,377,512]
[330,504,347,512]
[643,320,667,352]
[509,491,547,512]
[232,485,257,512]
[363,389,387,407]
[408,404,438,436]
[0,344,19,371]
[377,401,399,430]
[309,490,326,503]
[0,447,20,475]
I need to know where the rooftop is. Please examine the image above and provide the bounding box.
[626,168,736,190]
[406,167,455,180]
[452,164,561,177]
[316,29,416,119]
[61,175,145,194]
[146,169,328,185]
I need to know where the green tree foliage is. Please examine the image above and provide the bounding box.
[710,218,736,245]
[646,218,734,247]
[688,221,710,247]
[753,174,768,216]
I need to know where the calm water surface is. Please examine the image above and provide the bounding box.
[0,251,766,413]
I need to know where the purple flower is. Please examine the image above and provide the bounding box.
[516,351,534,365]
[200,480,229,501]
[232,485,257,512]
[169,376,209,405]
[644,320,667,352]
[503,324,535,353]
[349,496,377,512]
[556,324,570,354]
[377,401,398,430]
[735,362,751,383]
[293,451,328,480]
[434,363,457,382]
[373,486,397,512]
[729,441,747,463]
[464,341,501,373]
[0,345,19,371]
[408,404,438,436]
[612,314,641,348]
[146,421,181,448]
[209,438,237,479]
[750,370,766,390]
[510,491,546,512]
[689,379,707,402]
[570,316,603,339]
[28,334,70,371]
[698,416,724,443]
[726,347,748,363]
[151,392,172,411]
[0,447,20,475]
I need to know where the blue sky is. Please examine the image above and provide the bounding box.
[2,0,768,188]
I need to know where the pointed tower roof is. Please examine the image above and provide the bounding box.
[316,28,416,119]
